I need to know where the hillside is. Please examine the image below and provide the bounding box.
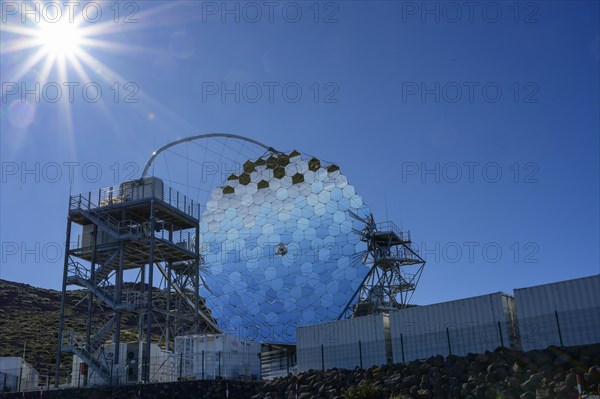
[0,279,210,380]
[0,279,81,375]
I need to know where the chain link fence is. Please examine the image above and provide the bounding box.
[0,361,54,393]
[176,350,261,381]
[519,307,600,351]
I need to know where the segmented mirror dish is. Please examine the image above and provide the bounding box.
[200,151,370,343]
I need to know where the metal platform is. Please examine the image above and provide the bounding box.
[340,216,425,319]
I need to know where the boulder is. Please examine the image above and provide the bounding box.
[564,373,577,388]
[402,374,420,387]
[521,373,543,392]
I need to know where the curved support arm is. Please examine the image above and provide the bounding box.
[141,133,278,178]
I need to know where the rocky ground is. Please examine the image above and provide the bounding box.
[254,344,600,399]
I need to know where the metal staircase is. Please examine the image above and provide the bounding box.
[63,332,111,382]
[93,250,119,284]
[90,315,116,350]
[66,261,134,311]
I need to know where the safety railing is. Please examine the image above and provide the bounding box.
[376,221,411,242]
[69,181,200,220]
[149,220,196,251]
[122,289,146,308]
[64,331,112,382]
[70,194,121,230]
[68,260,90,280]
[63,331,85,351]
[72,220,193,251]
[67,260,147,309]
[382,245,423,264]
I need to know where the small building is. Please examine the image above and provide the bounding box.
[0,357,39,392]
[515,274,600,351]
[389,292,520,363]
[296,314,391,372]
[174,334,262,380]
[71,342,173,386]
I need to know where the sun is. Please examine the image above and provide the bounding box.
[1,1,180,137]
[35,20,83,58]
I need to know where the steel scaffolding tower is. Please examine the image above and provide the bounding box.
[340,213,425,319]
[55,177,219,386]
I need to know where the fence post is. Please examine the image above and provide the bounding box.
[202,350,205,380]
[400,334,405,364]
[446,328,452,356]
[18,361,23,392]
[321,344,325,372]
[218,351,221,379]
[179,353,183,380]
[497,321,505,347]
[555,310,564,346]
[358,340,363,369]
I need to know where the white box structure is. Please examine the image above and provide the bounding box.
[389,292,519,363]
[0,357,39,392]
[120,177,164,201]
[515,275,600,351]
[81,224,117,248]
[71,342,173,386]
[296,314,391,372]
[174,334,262,380]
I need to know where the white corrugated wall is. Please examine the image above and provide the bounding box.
[296,314,389,372]
[174,334,262,380]
[389,293,518,363]
[514,275,600,351]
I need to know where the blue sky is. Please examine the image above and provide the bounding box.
[1,1,598,306]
